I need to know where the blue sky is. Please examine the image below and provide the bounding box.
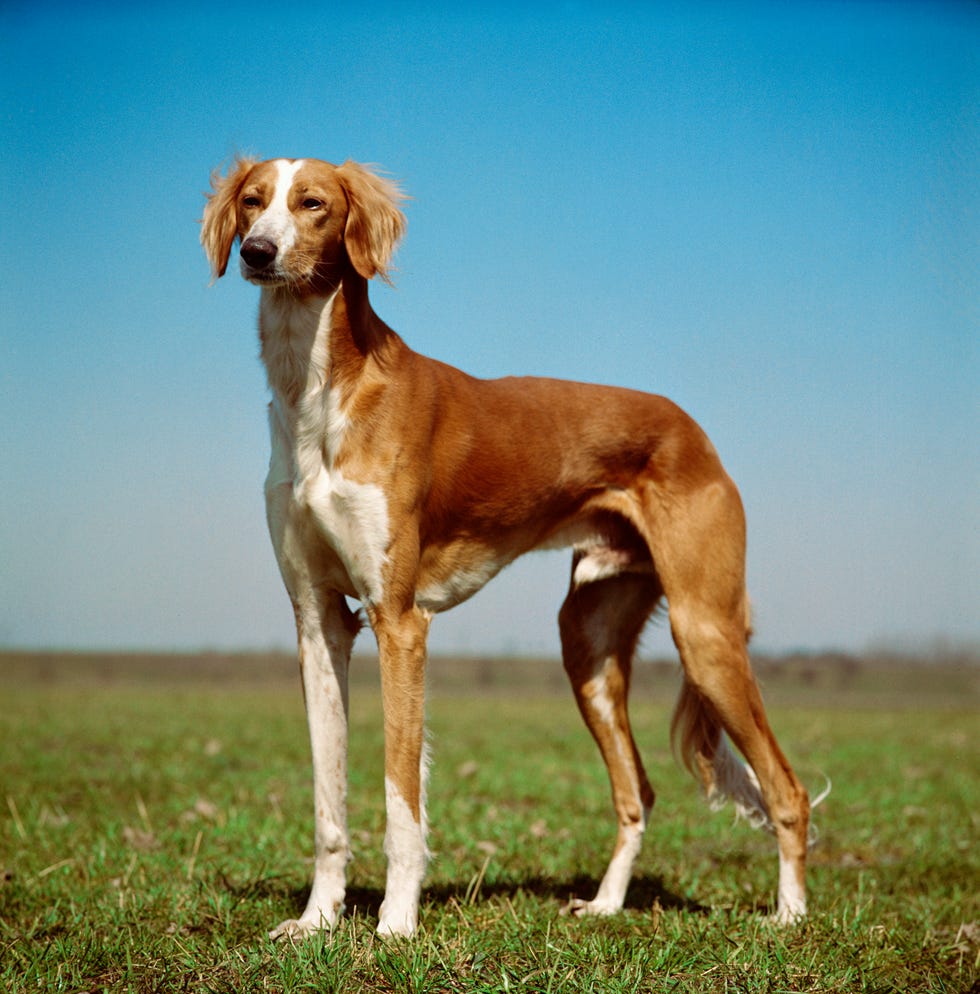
[1,1,977,657]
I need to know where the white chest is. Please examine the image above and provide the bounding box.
[261,293,390,606]
[266,401,390,606]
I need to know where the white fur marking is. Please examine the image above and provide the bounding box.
[262,288,389,604]
[416,557,508,613]
[242,159,305,274]
[572,547,651,586]
[776,850,807,922]
[709,736,773,831]
[590,820,644,913]
[268,611,353,940]
[565,806,650,917]
[377,777,429,937]
[590,668,617,728]
[305,470,389,603]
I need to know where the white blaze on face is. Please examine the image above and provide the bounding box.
[247,158,305,254]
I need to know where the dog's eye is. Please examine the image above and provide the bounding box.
[242,195,262,208]
[302,198,324,210]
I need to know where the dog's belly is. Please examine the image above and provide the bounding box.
[415,554,511,613]
[413,505,657,613]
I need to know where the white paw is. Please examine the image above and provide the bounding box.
[376,901,418,938]
[560,897,619,918]
[270,918,319,941]
[269,905,341,941]
[770,905,807,926]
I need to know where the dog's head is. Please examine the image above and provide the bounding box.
[201,157,407,293]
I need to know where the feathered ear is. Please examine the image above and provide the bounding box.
[335,161,408,285]
[200,157,257,282]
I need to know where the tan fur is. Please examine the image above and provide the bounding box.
[334,161,407,283]
[201,156,812,936]
[201,156,258,280]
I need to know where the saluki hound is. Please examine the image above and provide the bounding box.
[201,156,811,938]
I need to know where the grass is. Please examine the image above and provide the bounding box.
[1,652,977,992]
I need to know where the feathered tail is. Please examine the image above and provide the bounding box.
[670,678,774,831]
[670,678,830,840]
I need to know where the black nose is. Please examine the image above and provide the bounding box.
[240,236,278,270]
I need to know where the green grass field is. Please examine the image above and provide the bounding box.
[1,652,977,992]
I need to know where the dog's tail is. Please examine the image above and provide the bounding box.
[670,678,831,840]
[670,678,773,831]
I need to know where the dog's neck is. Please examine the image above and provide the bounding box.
[258,275,398,410]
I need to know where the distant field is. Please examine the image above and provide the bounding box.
[1,652,977,992]
[3,646,978,708]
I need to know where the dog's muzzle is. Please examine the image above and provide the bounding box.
[240,236,279,273]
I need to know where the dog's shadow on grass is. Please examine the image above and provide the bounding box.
[243,874,706,923]
[437,873,709,917]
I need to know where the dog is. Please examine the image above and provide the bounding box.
[200,157,811,939]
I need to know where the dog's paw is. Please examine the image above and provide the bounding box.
[269,918,318,941]
[376,901,418,939]
[560,896,618,918]
[269,919,308,941]
[269,913,337,941]
[768,906,807,927]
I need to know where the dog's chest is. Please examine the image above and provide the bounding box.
[267,396,390,604]
[262,304,390,604]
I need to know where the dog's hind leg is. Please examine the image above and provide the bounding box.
[655,474,811,921]
[558,560,660,916]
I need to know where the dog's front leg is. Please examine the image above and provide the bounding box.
[270,592,358,940]
[371,604,431,938]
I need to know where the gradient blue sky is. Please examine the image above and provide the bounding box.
[1,1,977,657]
